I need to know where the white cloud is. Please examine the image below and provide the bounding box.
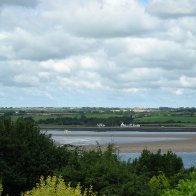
[41,59,74,74]
[0,0,195,107]
[40,0,160,38]
[147,0,196,18]
[180,76,196,88]
[175,89,183,96]
[0,0,38,7]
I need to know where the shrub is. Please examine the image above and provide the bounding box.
[133,149,183,177]
[161,172,196,196]
[23,176,96,196]
[0,117,68,195]
[149,173,170,195]
[0,183,3,195]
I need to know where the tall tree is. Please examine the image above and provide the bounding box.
[0,117,67,196]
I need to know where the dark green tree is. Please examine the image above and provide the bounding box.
[133,149,183,177]
[0,117,67,196]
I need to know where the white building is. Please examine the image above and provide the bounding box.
[97,123,106,127]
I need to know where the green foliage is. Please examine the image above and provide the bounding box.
[168,169,192,188]
[1,107,195,127]
[133,149,183,177]
[0,183,3,196]
[161,172,196,196]
[121,174,151,196]
[135,114,196,124]
[56,144,130,195]
[37,115,133,126]
[23,176,96,196]
[0,119,5,131]
[56,145,154,196]
[149,173,170,195]
[0,117,68,195]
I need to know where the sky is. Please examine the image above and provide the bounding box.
[0,0,196,108]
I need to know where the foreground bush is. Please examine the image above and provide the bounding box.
[57,145,154,196]
[162,172,196,196]
[0,118,68,195]
[149,173,170,195]
[0,183,3,195]
[133,149,183,177]
[23,176,96,196]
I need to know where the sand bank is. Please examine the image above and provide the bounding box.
[57,133,196,153]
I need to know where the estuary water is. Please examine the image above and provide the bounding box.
[43,130,196,135]
[41,130,192,146]
[41,130,196,168]
[51,135,187,145]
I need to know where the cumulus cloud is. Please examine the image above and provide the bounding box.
[0,0,195,107]
[40,0,160,38]
[0,27,97,61]
[147,0,196,18]
[180,76,196,88]
[0,0,38,7]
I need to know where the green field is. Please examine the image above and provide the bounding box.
[135,115,196,123]
[1,107,195,127]
[85,113,123,118]
[10,113,80,121]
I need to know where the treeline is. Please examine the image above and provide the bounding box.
[0,117,195,196]
[37,115,134,126]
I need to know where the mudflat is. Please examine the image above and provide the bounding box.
[57,132,196,153]
[110,135,196,153]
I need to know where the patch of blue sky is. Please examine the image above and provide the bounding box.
[138,0,150,6]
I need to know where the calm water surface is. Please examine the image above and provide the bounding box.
[42,130,196,168]
[42,130,196,135]
[51,135,187,145]
[41,130,190,145]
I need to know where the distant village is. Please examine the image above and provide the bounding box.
[97,122,140,127]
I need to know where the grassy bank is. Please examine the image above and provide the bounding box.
[1,107,195,128]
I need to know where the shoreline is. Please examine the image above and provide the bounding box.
[53,132,196,153]
[82,139,196,153]
[41,126,196,132]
